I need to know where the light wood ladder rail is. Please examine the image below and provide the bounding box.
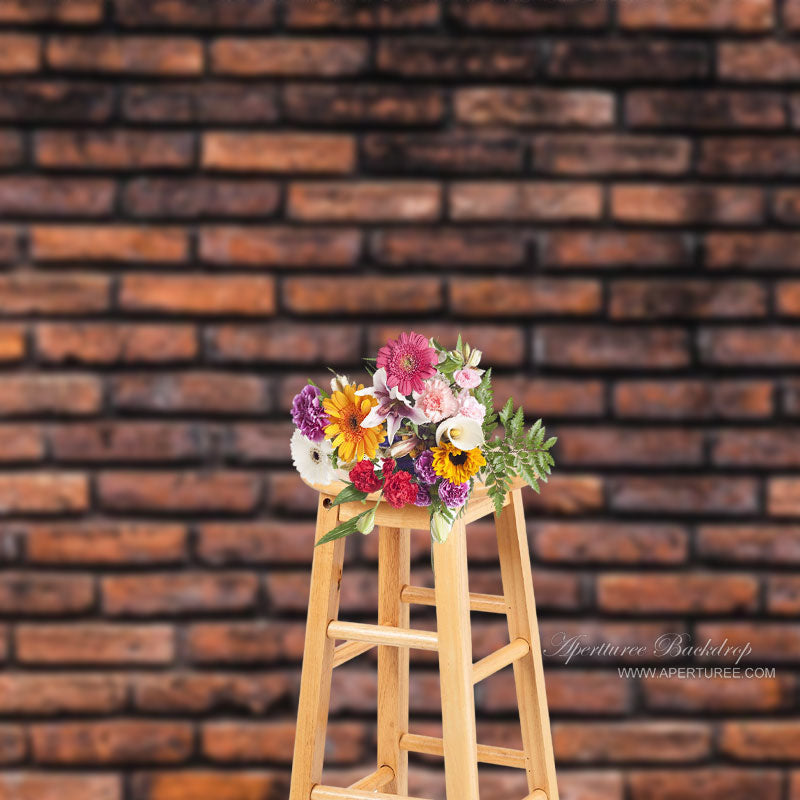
[289,488,559,800]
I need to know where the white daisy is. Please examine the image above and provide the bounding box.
[290,429,336,485]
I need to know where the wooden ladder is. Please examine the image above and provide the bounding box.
[288,485,558,800]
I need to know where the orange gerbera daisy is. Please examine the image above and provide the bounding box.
[323,383,384,463]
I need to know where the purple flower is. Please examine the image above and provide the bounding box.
[438,479,469,509]
[413,484,432,507]
[414,450,437,485]
[291,384,329,442]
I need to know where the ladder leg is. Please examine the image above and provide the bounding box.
[377,526,410,794]
[289,496,347,800]
[433,519,480,800]
[495,489,559,800]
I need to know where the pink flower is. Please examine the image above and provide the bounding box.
[457,392,486,423]
[416,376,458,423]
[454,368,482,389]
[376,331,438,396]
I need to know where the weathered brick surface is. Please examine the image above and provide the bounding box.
[0,2,795,796]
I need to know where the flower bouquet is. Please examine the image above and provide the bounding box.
[290,332,556,546]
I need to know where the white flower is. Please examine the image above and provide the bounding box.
[330,374,349,393]
[290,429,336,485]
[435,415,484,450]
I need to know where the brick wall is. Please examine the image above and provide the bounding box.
[0,0,799,798]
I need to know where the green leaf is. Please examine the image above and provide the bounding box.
[543,436,557,450]
[331,484,369,506]
[315,513,369,546]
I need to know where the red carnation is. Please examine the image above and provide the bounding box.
[381,458,396,478]
[383,470,417,509]
[349,459,383,493]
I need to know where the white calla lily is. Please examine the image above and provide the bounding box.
[435,415,484,450]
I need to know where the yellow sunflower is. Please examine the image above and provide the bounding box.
[323,383,384,463]
[431,442,486,484]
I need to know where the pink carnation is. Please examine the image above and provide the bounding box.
[457,392,486,423]
[454,368,482,389]
[416,376,458,423]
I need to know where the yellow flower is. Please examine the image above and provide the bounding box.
[323,383,384,463]
[431,442,486,484]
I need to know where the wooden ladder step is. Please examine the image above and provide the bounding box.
[311,787,429,800]
[524,791,548,800]
[348,765,394,791]
[400,584,507,614]
[399,732,526,770]
[472,637,530,684]
[332,640,375,668]
[327,620,438,652]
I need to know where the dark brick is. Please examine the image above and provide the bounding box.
[115,0,276,27]
[0,80,114,122]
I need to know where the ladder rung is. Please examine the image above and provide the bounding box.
[312,786,429,800]
[399,732,526,770]
[400,585,507,615]
[327,620,438,652]
[524,791,548,800]
[332,640,375,668]
[472,637,530,684]
[348,765,394,791]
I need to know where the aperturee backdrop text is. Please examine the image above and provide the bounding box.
[289,332,556,545]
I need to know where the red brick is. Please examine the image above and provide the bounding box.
[0,228,17,262]
[786,0,800,27]
[115,0,276,27]
[289,181,440,222]
[450,277,600,316]
[284,276,441,314]
[32,721,192,765]
[768,576,800,614]
[111,373,268,414]
[0,728,26,762]
[0,131,22,167]
[610,476,758,515]
[0,572,93,614]
[452,181,601,221]
[612,185,764,225]
[532,522,688,564]
[786,380,800,415]
[123,82,279,124]
[197,521,315,565]
[698,525,800,564]
[0,0,102,23]
[556,427,703,466]
[35,131,194,170]
[211,38,367,76]
[0,34,40,74]
[644,674,794,712]
[610,280,767,319]
[26,522,187,565]
[47,36,202,75]
[542,230,692,268]
[202,133,355,174]
[287,0,439,28]
[455,88,613,127]
[626,90,786,129]
[720,42,800,81]
[706,232,800,269]
[0,674,126,715]
[371,227,525,266]
[187,621,305,664]
[548,40,709,80]
[598,573,758,614]
[615,380,773,419]
[0,375,101,416]
[130,772,286,800]
[698,622,800,663]
[284,83,444,125]
[778,282,800,316]
[523,474,604,515]
[16,624,174,665]
[0,274,109,314]
[628,769,782,800]
[37,323,196,364]
[0,425,43,461]
[620,0,774,30]
[0,473,88,513]
[200,226,360,267]
[120,275,276,315]
[769,478,800,516]
[102,572,257,616]
[376,36,538,77]
[714,430,800,467]
[0,80,114,122]
[536,326,689,369]
[124,179,279,219]
[206,323,360,364]
[0,177,114,216]
[701,137,800,176]
[721,722,800,761]
[32,226,187,262]
[491,376,605,417]
[0,773,121,800]
[535,134,690,175]
[699,328,800,366]
[98,471,260,513]
[554,722,711,763]
[0,326,24,361]
[449,0,609,29]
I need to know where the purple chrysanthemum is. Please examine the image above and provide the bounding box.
[414,450,437,485]
[291,384,329,442]
[438,479,469,509]
[413,484,432,507]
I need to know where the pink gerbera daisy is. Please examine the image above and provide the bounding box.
[376,331,438,396]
